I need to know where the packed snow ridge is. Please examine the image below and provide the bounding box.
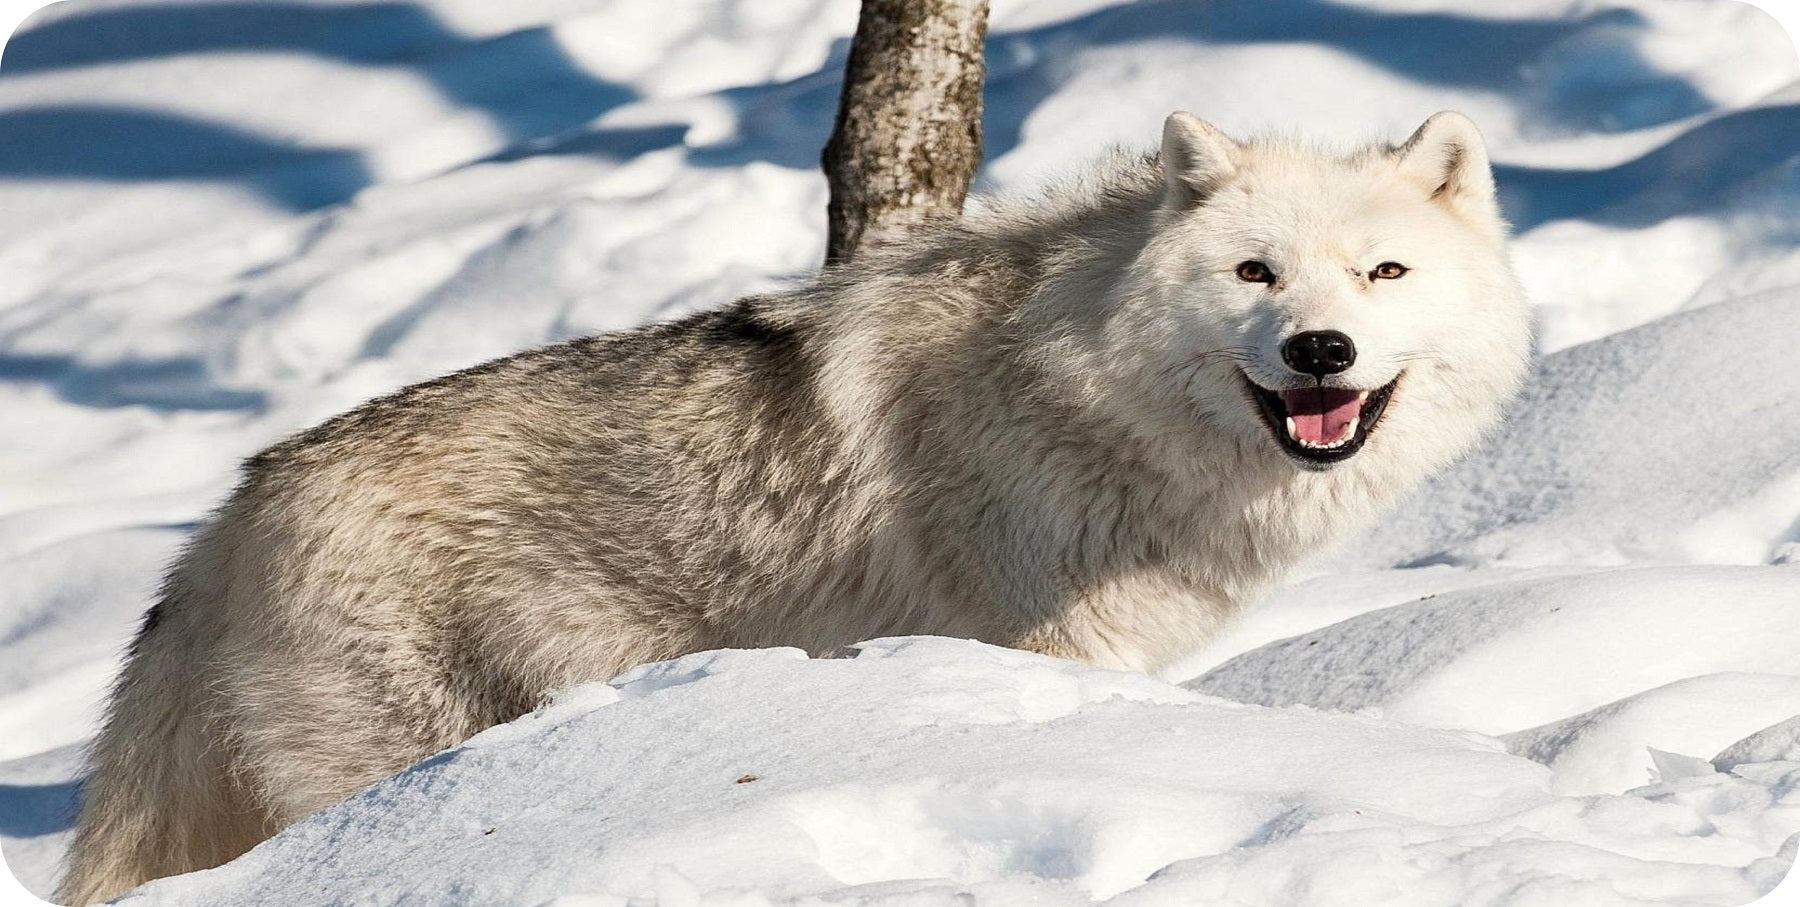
[107,640,1800,906]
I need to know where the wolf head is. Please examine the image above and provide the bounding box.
[1096,112,1532,483]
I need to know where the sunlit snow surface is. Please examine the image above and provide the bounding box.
[2,0,1799,903]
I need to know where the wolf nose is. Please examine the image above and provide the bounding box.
[1281,330,1356,377]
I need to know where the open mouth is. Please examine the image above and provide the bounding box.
[1243,374,1400,467]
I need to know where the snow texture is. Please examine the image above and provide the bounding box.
[2,0,1799,904]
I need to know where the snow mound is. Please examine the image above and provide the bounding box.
[115,639,1797,907]
[1189,566,1800,736]
[1716,716,1800,774]
[1348,294,1800,569]
[1504,673,1800,795]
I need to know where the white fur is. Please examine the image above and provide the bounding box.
[60,112,1532,904]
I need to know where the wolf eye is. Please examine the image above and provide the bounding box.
[1372,262,1409,280]
[1235,261,1275,284]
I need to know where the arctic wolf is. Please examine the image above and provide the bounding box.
[61,111,1530,903]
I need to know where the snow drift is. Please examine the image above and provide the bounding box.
[113,640,1800,906]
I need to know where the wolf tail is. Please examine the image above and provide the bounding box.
[56,592,269,906]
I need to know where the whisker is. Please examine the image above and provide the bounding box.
[1158,347,1255,382]
[1386,350,1444,365]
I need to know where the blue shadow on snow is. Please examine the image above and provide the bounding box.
[0,353,268,412]
[0,106,369,211]
[666,0,1716,174]
[0,0,1737,221]
[0,779,79,838]
[0,2,639,210]
[1495,103,1800,230]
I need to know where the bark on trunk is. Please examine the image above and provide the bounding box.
[822,0,990,264]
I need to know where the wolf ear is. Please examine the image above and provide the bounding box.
[1161,112,1239,208]
[1393,111,1502,232]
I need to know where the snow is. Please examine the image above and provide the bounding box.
[1,0,1799,904]
[89,641,1800,906]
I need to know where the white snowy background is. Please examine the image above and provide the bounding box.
[1,0,1799,904]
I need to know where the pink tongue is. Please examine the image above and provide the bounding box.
[1281,387,1363,445]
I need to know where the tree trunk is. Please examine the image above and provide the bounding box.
[822,0,989,264]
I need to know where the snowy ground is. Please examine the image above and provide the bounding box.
[2,0,1799,904]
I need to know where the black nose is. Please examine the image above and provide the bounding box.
[1281,330,1356,377]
